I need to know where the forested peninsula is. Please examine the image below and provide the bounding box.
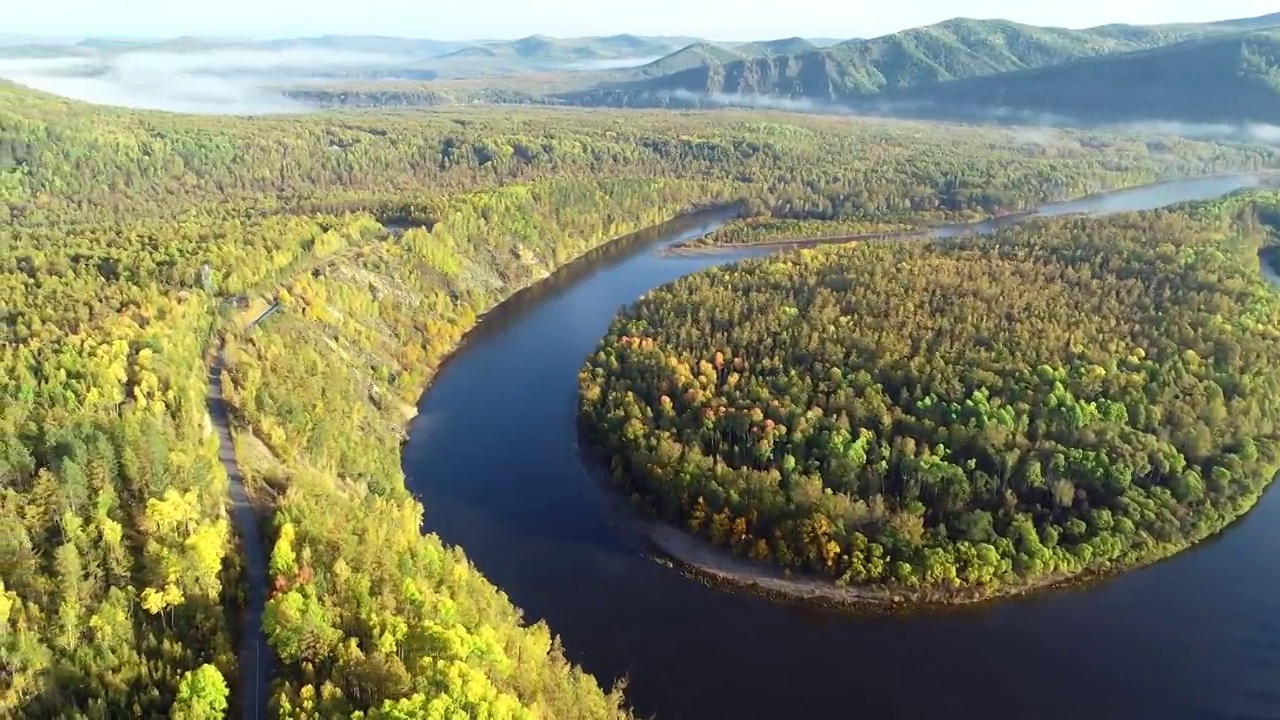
[672,217,924,252]
[2,78,1279,716]
[580,194,1280,603]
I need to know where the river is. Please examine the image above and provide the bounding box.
[403,174,1280,720]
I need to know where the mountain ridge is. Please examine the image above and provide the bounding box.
[564,14,1280,125]
[874,29,1280,125]
[594,15,1254,102]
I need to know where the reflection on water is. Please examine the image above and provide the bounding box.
[404,175,1280,720]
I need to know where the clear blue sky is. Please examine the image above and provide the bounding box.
[9,0,1279,41]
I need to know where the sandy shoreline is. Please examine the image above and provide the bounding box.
[599,455,1271,611]
[580,440,1061,609]
[637,517,906,606]
[625,508,1093,609]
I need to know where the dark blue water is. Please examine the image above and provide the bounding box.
[404,175,1280,720]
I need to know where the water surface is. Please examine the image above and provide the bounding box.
[405,175,1280,720]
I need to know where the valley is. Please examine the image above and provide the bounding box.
[6,4,1280,719]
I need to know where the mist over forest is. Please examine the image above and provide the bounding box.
[3,13,1279,133]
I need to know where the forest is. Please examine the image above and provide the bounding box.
[2,74,1280,716]
[580,193,1280,599]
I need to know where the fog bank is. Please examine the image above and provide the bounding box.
[564,55,664,71]
[652,90,1280,145]
[0,47,403,114]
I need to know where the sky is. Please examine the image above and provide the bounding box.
[7,0,1280,41]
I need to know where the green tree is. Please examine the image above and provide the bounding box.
[172,664,230,720]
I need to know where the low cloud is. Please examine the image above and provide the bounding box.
[0,47,403,115]
[641,91,1280,145]
[861,100,1280,145]
[564,55,664,71]
[655,89,833,114]
[1120,120,1280,144]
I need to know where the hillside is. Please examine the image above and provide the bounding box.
[1171,11,1280,32]
[881,30,1280,125]
[733,37,817,57]
[578,17,1202,102]
[638,42,745,76]
[569,13,1280,111]
[440,34,693,64]
[2,82,670,719]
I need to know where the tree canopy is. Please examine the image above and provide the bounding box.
[580,194,1280,600]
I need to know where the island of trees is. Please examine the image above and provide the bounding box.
[580,194,1280,601]
[673,217,923,251]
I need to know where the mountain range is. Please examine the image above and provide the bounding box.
[875,29,1280,126]
[5,12,1280,127]
[566,12,1280,125]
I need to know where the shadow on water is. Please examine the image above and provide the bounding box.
[404,174,1280,720]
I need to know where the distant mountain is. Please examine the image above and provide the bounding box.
[0,33,85,47]
[1173,11,1280,32]
[75,37,157,51]
[585,17,1214,103]
[440,34,694,64]
[638,42,744,75]
[807,37,851,48]
[0,33,697,82]
[0,34,470,59]
[260,36,469,56]
[565,13,1280,124]
[878,30,1280,125]
[441,46,502,59]
[591,34,708,55]
[0,32,685,65]
[733,37,817,57]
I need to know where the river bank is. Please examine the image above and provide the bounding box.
[614,481,1268,612]
[579,433,1121,610]
[665,171,1280,256]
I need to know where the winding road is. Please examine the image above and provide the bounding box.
[209,302,280,720]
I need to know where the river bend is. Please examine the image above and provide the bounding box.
[404,174,1280,720]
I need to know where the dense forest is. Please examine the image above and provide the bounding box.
[3,75,1279,715]
[8,84,1276,226]
[580,193,1280,600]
